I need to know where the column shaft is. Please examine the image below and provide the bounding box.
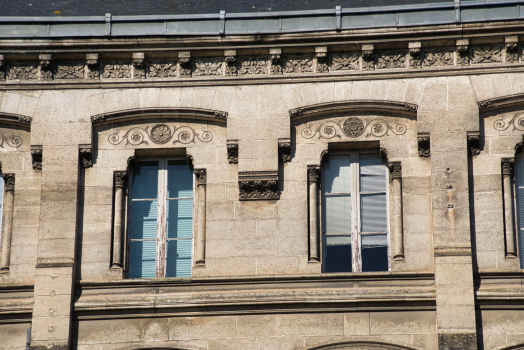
[0,175,14,271]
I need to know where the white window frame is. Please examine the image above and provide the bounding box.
[321,150,391,273]
[126,156,195,278]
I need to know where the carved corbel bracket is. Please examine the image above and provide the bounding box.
[505,36,519,63]
[3,173,15,191]
[132,52,145,78]
[186,154,194,171]
[0,55,4,80]
[79,144,93,168]
[39,54,52,80]
[315,46,328,73]
[320,149,329,165]
[456,39,470,66]
[278,138,291,163]
[502,157,515,176]
[238,171,279,200]
[388,161,402,179]
[409,42,421,68]
[362,44,374,71]
[194,168,207,186]
[225,50,237,76]
[380,147,388,163]
[467,131,480,156]
[227,140,238,164]
[214,111,228,120]
[30,145,42,170]
[270,48,282,75]
[417,132,430,158]
[178,51,191,77]
[86,53,99,79]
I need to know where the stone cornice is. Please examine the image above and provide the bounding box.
[289,100,417,121]
[478,93,524,112]
[0,112,32,128]
[90,107,227,125]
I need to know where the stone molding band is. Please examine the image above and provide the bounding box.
[289,100,418,121]
[90,107,228,125]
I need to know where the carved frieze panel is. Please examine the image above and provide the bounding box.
[238,57,268,75]
[423,48,454,67]
[148,60,178,78]
[299,116,408,141]
[56,62,85,79]
[377,51,406,69]
[102,61,132,79]
[472,45,503,64]
[238,171,279,201]
[109,124,213,146]
[7,62,38,80]
[284,55,314,73]
[194,58,223,76]
[330,53,359,71]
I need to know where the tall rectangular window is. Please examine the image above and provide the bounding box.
[127,158,193,278]
[321,151,389,273]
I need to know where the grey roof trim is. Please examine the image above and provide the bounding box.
[0,0,523,38]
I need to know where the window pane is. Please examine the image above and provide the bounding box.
[166,239,192,277]
[323,155,351,194]
[360,154,386,175]
[167,199,193,239]
[132,161,158,199]
[361,193,387,232]
[128,240,156,278]
[167,161,193,198]
[324,235,352,272]
[323,195,351,234]
[361,234,388,272]
[129,200,158,239]
[516,153,524,268]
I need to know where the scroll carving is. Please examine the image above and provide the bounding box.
[493,112,524,131]
[0,132,23,148]
[301,117,407,140]
[108,124,213,146]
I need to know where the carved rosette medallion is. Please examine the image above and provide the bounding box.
[342,117,365,138]
[108,124,213,146]
[150,124,172,144]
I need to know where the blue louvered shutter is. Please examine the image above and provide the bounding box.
[128,162,159,278]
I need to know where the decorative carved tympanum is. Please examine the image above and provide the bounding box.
[108,124,213,146]
[301,117,407,140]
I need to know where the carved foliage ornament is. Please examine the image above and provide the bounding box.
[239,180,279,200]
[102,62,132,79]
[377,51,406,69]
[194,169,206,185]
[331,53,359,71]
[308,165,321,183]
[8,62,38,80]
[239,57,268,75]
[502,158,515,176]
[301,117,407,140]
[423,49,454,67]
[388,162,402,179]
[284,56,314,73]
[108,124,213,146]
[56,62,85,79]
[194,58,222,76]
[149,60,178,78]
[278,142,291,163]
[114,171,127,188]
[472,45,503,64]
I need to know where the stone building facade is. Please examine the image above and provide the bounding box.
[1,1,524,350]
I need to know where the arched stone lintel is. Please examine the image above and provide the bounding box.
[307,341,420,350]
[289,100,418,122]
[90,107,228,126]
[0,112,32,128]
[478,93,524,112]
